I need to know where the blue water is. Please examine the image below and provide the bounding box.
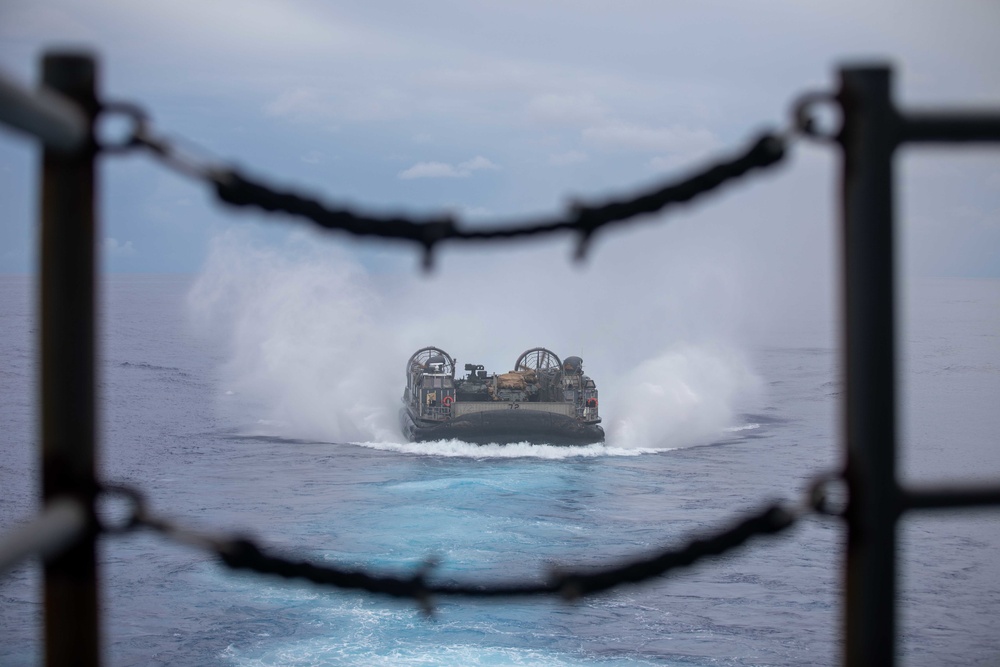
[2,274,999,666]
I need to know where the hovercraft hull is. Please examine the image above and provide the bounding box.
[399,407,604,446]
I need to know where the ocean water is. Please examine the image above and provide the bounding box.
[1,273,999,666]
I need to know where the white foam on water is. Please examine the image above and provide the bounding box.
[221,636,662,666]
[725,422,761,432]
[351,438,671,459]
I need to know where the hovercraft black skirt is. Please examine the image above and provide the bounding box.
[399,408,604,446]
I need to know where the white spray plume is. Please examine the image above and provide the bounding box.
[603,343,761,449]
[188,222,764,449]
[188,230,399,442]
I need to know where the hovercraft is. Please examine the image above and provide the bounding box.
[399,346,604,446]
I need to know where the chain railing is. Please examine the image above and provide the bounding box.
[2,50,1000,667]
[92,480,831,616]
[96,99,790,268]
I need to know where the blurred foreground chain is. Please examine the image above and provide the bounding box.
[95,99,808,269]
[98,475,841,614]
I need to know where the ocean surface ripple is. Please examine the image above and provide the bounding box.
[2,275,999,666]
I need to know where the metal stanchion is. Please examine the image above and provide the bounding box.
[839,65,899,667]
[39,51,101,667]
[837,65,1000,666]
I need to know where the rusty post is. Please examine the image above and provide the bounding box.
[40,51,101,667]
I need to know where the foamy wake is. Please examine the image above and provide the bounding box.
[351,439,673,459]
[725,423,761,432]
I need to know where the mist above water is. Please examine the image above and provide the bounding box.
[607,343,760,449]
[188,231,400,443]
[188,221,770,449]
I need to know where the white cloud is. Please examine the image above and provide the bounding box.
[459,206,492,219]
[583,121,719,156]
[458,156,500,172]
[399,156,500,180]
[549,150,589,166]
[649,155,686,173]
[526,93,607,127]
[0,5,95,40]
[265,87,324,119]
[398,162,464,179]
[301,150,323,164]
[103,238,136,257]
[265,86,409,124]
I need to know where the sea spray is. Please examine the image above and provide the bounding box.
[353,439,670,459]
[188,231,400,442]
[188,231,761,449]
[604,343,762,449]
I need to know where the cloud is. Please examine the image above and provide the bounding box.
[301,150,323,164]
[549,150,589,166]
[649,152,720,173]
[398,162,464,179]
[583,121,719,156]
[458,156,500,172]
[398,156,500,180]
[0,5,95,40]
[265,85,409,124]
[526,93,607,127]
[103,238,136,257]
[457,205,492,219]
[265,87,325,119]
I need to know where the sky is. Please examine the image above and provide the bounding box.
[1,0,998,277]
[1,1,999,444]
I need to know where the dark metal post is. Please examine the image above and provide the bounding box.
[40,51,101,667]
[839,66,900,667]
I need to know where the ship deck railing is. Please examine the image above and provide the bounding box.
[3,52,1000,667]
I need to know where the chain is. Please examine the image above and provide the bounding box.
[97,474,841,614]
[92,97,821,269]
[82,93,847,613]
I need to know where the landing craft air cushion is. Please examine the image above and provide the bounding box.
[399,347,605,445]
